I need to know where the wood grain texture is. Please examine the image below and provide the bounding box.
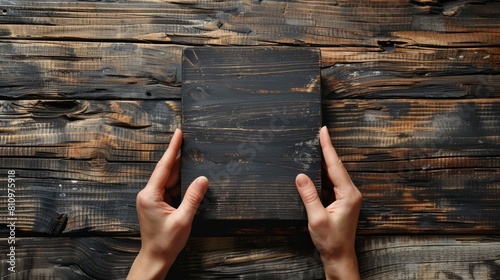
[0,0,498,278]
[0,99,498,234]
[321,47,500,99]
[181,47,322,220]
[355,235,500,280]
[325,99,500,233]
[1,236,498,279]
[0,0,498,47]
[0,237,138,279]
[324,99,500,149]
[0,100,179,234]
[0,41,183,99]
[1,41,498,100]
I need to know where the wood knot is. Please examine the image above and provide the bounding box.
[89,150,110,171]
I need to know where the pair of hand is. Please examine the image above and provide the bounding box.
[127,126,362,280]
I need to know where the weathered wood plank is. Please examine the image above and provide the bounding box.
[0,0,498,47]
[0,99,498,234]
[181,47,322,221]
[0,99,179,150]
[0,237,138,279]
[326,98,499,233]
[1,178,141,235]
[0,41,183,99]
[0,99,179,234]
[321,47,500,99]
[324,99,500,148]
[1,41,498,100]
[356,235,500,280]
[1,236,498,279]
[0,1,497,279]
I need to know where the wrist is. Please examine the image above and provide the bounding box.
[127,249,174,280]
[321,249,360,280]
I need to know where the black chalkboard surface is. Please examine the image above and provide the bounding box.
[181,47,321,221]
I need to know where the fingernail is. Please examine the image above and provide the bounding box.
[296,174,309,188]
[197,176,208,187]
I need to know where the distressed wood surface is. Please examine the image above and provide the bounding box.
[0,41,498,100]
[181,47,322,221]
[0,41,183,99]
[0,99,498,234]
[0,0,499,47]
[321,47,500,99]
[0,99,177,234]
[0,0,499,278]
[0,236,498,279]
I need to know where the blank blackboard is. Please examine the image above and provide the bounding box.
[181,47,321,221]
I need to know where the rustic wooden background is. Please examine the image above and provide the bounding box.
[0,0,499,279]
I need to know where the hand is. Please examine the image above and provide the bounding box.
[127,128,208,280]
[295,126,362,280]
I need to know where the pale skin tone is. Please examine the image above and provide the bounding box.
[296,126,362,279]
[127,126,362,280]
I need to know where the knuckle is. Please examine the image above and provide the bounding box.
[136,190,150,209]
[308,215,329,230]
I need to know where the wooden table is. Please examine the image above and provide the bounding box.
[0,0,499,279]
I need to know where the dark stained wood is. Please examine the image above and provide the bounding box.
[0,99,178,234]
[0,0,499,278]
[321,47,500,99]
[328,99,500,233]
[355,235,500,280]
[324,99,500,149]
[181,47,322,221]
[0,237,138,279]
[0,99,498,234]
[0,41,183,99]
[1,236,499,279]
[0,41,498,100]
[0,0,498,47]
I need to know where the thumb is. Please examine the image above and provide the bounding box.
[295,173,324,217]
[177,176,209,220]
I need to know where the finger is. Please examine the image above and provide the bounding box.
[146,128,183,191]
[295,173,325,217]
[165,154,181,189]
[177,176,209,220]
[319,126,353,188]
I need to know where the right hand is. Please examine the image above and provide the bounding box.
[295,126,362,280]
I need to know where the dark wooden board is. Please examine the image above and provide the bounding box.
[0,99,178,234]
[0,0,498,278]
[321,47,500,99]
[0,0,499,48]
[0,41,183,99]
[0,99,498,234]
[181,47,322,221]
[1,236,499,279]
[1,41,498,100]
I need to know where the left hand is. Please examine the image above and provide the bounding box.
[127,128,208,280]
